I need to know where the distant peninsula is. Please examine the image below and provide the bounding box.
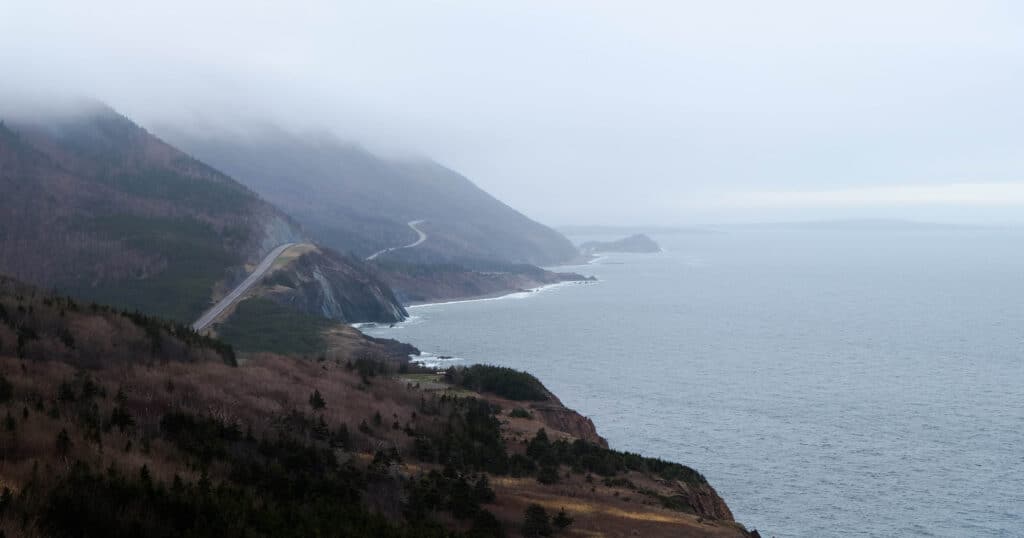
[580,233,662,254]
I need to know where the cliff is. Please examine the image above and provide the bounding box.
[208,245,409,356]
[261,246,407,323]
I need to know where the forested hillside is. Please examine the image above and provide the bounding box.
[0,105,409,326]
[162,127,580,266]
[0,105,302,321]
[0,279,750,538]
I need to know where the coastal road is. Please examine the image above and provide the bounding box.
[366,220,427,261]
[192,242,297,332]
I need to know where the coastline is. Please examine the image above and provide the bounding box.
[348,281,582,331]
[406,278,590,309]
[355,265,754,536]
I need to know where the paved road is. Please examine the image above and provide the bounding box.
[192,242,297,332]
[366,220,427,261]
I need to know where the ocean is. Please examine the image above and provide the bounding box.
[363,227,1024,537]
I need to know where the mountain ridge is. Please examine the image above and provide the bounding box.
[0,104,406,326]
[160,126,581,266]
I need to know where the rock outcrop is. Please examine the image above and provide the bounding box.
[671,479,737,522]
[262,247,407,324]
[530,401,608,448]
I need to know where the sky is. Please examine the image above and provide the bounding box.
[2,1,1023,225]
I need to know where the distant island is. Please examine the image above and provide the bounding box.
[561,225,715,235]
[580,233,662,254]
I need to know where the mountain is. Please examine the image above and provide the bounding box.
[161,127,581,266]
[561,225,717,235]
[580,233,662,254]
[0,104,405,325]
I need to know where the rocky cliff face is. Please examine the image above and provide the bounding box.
[534,388,737,524]
[672,479,737,522]
[530,401,608,448]
[471,375,747,534]
[260,247,407,324]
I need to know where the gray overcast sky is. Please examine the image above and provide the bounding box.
[3,1,1024,225]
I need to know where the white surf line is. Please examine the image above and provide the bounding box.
[191,243,297,332]
[366,219,427,261]
[407,280,582,310]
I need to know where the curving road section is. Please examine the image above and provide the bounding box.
[192,242,297,332]
[366,220,427,261]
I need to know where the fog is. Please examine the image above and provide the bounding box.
[3,1,1023,226]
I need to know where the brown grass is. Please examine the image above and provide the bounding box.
[0,350,747,538]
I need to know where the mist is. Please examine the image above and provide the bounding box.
[3,1,1023,226]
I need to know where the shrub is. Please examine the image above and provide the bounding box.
[522,504,552,537]
[309,390,326,410]
[0,374,11,403]
[55,429,72,456]
[537,464,560,485]
[553,508,574,532]
[523,430,708,487]
[510,407,533,419]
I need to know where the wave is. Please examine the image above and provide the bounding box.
[410,352,466,369]
[407,280,581,310]
[350,314,424,330]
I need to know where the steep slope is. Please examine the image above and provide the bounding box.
[0,275,236,367]
[0,105,405,325]
[257,245,407,322]
[162,127,580,266]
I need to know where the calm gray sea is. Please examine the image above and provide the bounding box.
[364,228,1024,537]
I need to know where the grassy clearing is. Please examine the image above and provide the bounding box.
[399,373,444,384]
[270,243,318,271]
[399,372,479,397]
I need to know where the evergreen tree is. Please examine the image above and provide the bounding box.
[473,475,496,503]
[552,508,574,532]
[57,381,76,402]
[0,374,11,404]
[332,422,350,450]
[522,504,552,537]
[109,402,135,432]
[537,464,560,485]
[309,389,326,410]
[469,509,504,538]
[56,428,72,456]
[527,428,551,460]
[313,414,330,440]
